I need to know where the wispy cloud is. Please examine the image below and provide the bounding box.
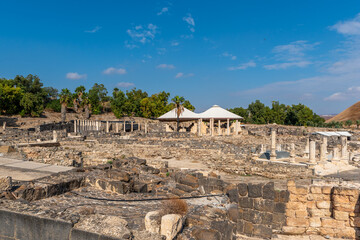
[324,86,360,101]
[330,13,360,35]
[228,60,256,70]
[175,72,194,78]
[157,64,175,69]
[157,48,166,55]
[103,67,127,75]
[125,41,138,49]
[157,7,168,16]
[183,13,195,32]
[264,61,311,70]
[171,41,179,46]
[116,82,135,88]
[85,26,101,33]
[66,72,87,80]
[127,24,158,44]
[222,52,237,60]
[264,40,319,70]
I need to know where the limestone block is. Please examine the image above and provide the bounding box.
[321,217,345,228]
[310,186,322,194]
[288,186,308,195]
[316,201,331,209]
[333,203,356,212]
[332,194,349,204]
[308,208,331,217]
[307,201,316,209]
[286,202,307,211]
[309,217,321,228]
[333,210,349,221]
[295,210,308,218]
[321,186,332,194]
[282,226,306,235]
[337,227,356,239]
[333,187,359,197]
[145,211,161,234]
[160,214,184,240]
[286,217,309,227]
[285,210,296,218]
[289,194,307,203]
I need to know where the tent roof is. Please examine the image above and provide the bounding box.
[198,105,243,120]
[157,107,199,121]
[313,131,352,137]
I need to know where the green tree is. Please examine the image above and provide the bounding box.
[20,92,44,117]
[271,101,287,124]
[111,88,127,118]
[345,120,353,128]
[171,96,185,131]
[229,107,249,123]
[356,120,360,129]
[247,100,268,124]
[0,83,23,114]
[140,91,172,118]
[183,100,195,112]
[88,83,108,114]
[123,88,148,117]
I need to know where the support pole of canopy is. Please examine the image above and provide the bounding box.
[211,118,214,136]
[227,119,230,136]
[235,120,239,135]
[218,120,221,135]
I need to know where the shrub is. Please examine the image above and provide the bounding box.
[46,99,61,112]
[161,198,188,216]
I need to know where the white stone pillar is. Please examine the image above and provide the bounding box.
[289,143,296,163]
[270,129,277,160]
[73,120,76,133]
[124,122,126,132]
[226,119,230,135]
[211,118,214,136]
[323,137,328,154]
[53,130,58,142]
[309,140,316,164]
[320,142,326,162]
[260,144,265,153]
[106,121,109,133]
[198,119,202,136]
[332,147,340,162]
[145,123,148,134]
[2,122,6,130]
[218,120,221,135]
[235,120,239,135]
[131,121,134,132]
[116,123,119,133]
[304,138,310,158]
[341,136,348,160]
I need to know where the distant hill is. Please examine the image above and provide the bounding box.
[326,101,360,122]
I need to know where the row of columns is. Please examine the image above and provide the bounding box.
[197,118,240,137]
[307,136,348,164]
[73,120,148,134]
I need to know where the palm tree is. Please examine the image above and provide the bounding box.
[171,96,185,132]
[82,93,91,119]
[59,88,72,122]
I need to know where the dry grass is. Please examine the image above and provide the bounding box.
[161,198,188,216]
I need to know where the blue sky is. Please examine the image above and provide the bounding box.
[1,1,360,114]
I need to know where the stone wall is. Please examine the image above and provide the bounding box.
[0,208,122,240]
[37,121,74,132]
[282,181,360,239]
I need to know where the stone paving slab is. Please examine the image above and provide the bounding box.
[0,157,73,181]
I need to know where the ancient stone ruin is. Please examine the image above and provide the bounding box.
[1,119,360,239]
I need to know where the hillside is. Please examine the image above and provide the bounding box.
[326,101,360,122]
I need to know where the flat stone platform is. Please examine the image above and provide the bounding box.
[0,157,73,181]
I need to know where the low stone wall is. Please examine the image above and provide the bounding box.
[37,121,74,132]
[225,182,289,239]
[0,208,122,240]
[283,181,360,239]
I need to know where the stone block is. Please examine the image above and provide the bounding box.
[285,209,295,218]
[286,202,306,211]
[0,177,12,191]
[106,170,130,182]
[295,210,308,218]
[274,190,289,203]
[0,209,16,238]
[274,202,286,213]
[288,186,308,195]
[272,213,286,224]
[309,217,321,228]
[191,228,221,240]
[248,183,263,198]
[253,198,274,212]
[316,201,331,209]
[226,186,239,203]
[145,211,161,234]
[282,226,306,235]
[310,186,322,194]
[227,204,240,222]
[263,182,275,200]
[322,186,332,194]
[237,183,248,196]
[160,214,184,240]
[332,194,349,204]
[333,187,359,197]
[243,221,254,235]
[308,208,331,217]
[258,212,273,225]
[253,224,272,238]
[333,210,349,221]
[321,217,345,228]
[178,174,199,188]
[286,217,309,227]
[237,220,244,233]
[176,183,196,193]
[239,197,253,209]
[70,229,101,240]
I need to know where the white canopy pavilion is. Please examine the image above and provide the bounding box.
[157,105,243,136]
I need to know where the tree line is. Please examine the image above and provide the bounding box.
[228,100,346,128]
[0,74,194,120]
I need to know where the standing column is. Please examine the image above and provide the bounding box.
[323,137,328,154]
[304,138,310,158]
[226,119,230,136]
[309,140,316,165]
[270,128,277,160]
[211,118,214,136]
[106,121,109,133]
[145,123,148,134]
[289,143,296,163]
[124,121,126,132]
[2,122,6,130]
[218,120,221,135]
[235,120,239,135]
[131,121,134,132]
[116,123,119,133]
[320,142,326,162]
[197,119,201,136]
[332,147,340,163]
[74,120,77,133]
[53,130,58,142]
[341,136,348,160]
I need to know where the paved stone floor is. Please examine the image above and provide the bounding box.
[0,156,73,181]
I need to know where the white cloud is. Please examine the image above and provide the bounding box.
[272,40,319,61]
[157,7,168,16]
[66,72,87,80]
[330,13,360,36]
[171,41,179,46]
[116,82,135,88]
[222,52,237,60]
[156,64,175,69]
[264,61,311,70]
[228,60,256,70]
[103,67,127,75]
[325,86,360,101]
[183,13,195,32]
[127,23,158,44]
[85,26,101,33]
[175,72,194,78]
[157,48,166,55]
